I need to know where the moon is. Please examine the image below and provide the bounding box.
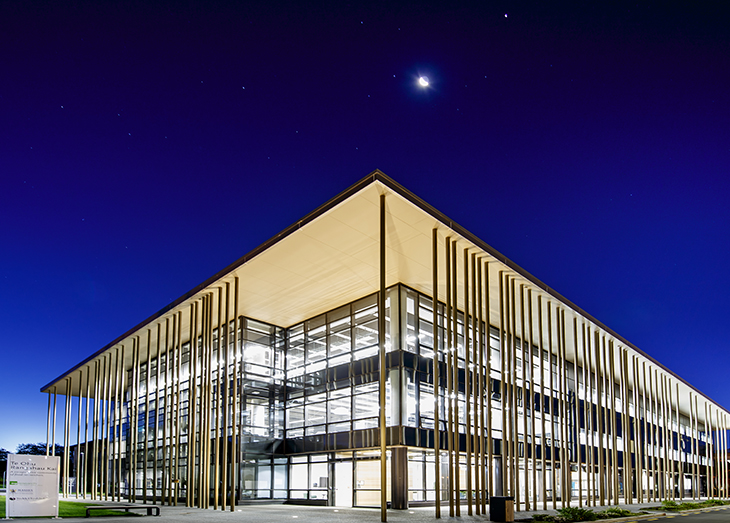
[418,76,429,87]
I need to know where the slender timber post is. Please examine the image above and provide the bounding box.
[432,228,441,518]
[464,248,472,515]
[485,261,493,512]
[378,192,387,523]
[231,277,239,511]
[451,240,460,516]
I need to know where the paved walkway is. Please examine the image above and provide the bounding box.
[54,497,689,523]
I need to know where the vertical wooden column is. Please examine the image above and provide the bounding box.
[445,237,454,517]
[581,324,590,507]
[538,296,547,510]
[667,378,675,499]
[230,279,239,511]
[547,302,556,510]
[471,253,480,515]
[213,290,222,510]
[499,272,506,501]
[92,359,101,500]
[693,394,699,500]
[75,370,82,499]
[621,348,631,503]
[221,284,231,511]
[606,341,617,505]
[432,229,441,518]
[104,352,113,500]
[558,310,569,507]
[62,378,71,497]
[593,332,604,506]
[479,259,488,514]
[509,277,517,506]
[378,193,387,523]
[463,249,473,515]
[46,392,52,457]
[633,357,642,503]
[529,291,537,510]
[175,312,184,506]
[187,303,198,507]
[484,261,492,512]
[520,285,530,510]
[451,240,460,516]
[575,319,583,507]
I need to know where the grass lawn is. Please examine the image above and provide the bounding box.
[1,495,138,518]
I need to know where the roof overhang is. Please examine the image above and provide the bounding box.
[41,170,730,421]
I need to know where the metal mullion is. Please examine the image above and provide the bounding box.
[463,249,472,515]
[112,348,121,502]
[432,229,441,518]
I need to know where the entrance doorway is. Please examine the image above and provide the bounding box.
[334,461,353,507]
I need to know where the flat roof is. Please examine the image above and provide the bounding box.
[41,170,730,420]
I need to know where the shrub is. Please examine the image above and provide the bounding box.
[601,507,633,517]
[556,506,598,522]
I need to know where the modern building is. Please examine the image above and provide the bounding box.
[42,171,730,517]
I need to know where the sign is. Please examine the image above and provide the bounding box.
[5,454,59,518]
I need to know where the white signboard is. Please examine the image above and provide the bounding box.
[5,454,59,518]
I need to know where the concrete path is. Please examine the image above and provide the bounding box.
[54,497,688,523]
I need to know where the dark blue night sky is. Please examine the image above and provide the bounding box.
[1,0,729,449]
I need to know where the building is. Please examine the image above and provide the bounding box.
[42,171,730,517]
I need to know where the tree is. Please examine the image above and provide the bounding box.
[16,442,63,456]
[0,448,8,461]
